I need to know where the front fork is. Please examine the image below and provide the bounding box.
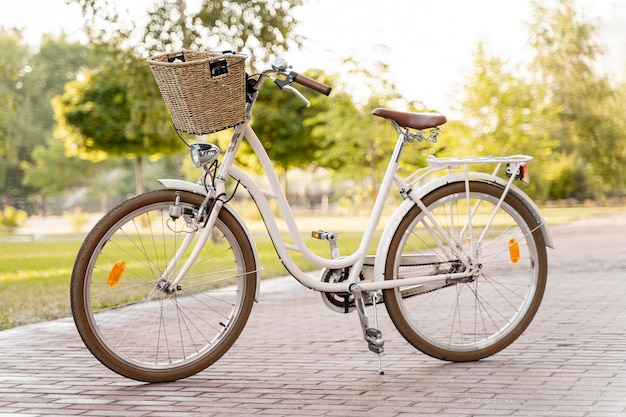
[157,189,223,294]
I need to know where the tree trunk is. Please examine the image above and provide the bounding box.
[178,0,190,48]
[135,155,144,196]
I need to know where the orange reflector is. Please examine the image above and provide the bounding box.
[508,238,520,264]
[107,260,126,287]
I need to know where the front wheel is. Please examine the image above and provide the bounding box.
[70,190,258,382]
[383,181,547,361]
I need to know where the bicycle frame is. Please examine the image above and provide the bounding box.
[225,122,419,292]
[154,61,554,298]
[70,56,555,382]
[159,118,551,296]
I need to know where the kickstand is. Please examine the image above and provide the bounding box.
[350,284,385,375]
[370,291,384,375]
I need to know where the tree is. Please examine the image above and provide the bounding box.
[72,0,303,65]
[247,68,335,194]
[307,58,404,207]
[52,52,178,194]
[0,28,31,202]
[444,42,557,199]
[441,0,626,201]
[21,34,95,134]
[21,137,101,195]
[0,32,96,209]
[21,135,140,215]
[57,0,305,194]
[527,0,626,198]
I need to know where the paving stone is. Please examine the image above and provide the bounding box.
[1,213,625,416]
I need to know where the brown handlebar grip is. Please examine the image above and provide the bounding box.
[293,72,332,96]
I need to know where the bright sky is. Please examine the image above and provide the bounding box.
[2,0,625,115]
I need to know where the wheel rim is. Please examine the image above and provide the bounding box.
[81,199,251,372]
[390,186,544,355]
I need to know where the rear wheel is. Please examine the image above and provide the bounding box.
[384,181,547,361]
[70,190,257,382]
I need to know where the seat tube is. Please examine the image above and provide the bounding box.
[355,133,406,262]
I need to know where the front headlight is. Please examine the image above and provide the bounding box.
[190,143,220,167]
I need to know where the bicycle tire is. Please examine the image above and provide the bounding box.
[383,181,547,361]
[70,189,257,382]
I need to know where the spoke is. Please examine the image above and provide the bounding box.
[387,183,543,359]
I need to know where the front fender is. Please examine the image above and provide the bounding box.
[158,179,208,196]
[157,179,261,301]
[373,173,553,282]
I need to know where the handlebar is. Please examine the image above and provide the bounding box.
[250,59,333,111]
[292,72,332,96]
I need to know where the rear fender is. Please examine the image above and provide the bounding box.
[374,173,553,282]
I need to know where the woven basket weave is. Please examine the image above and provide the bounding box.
[147,50,247,135]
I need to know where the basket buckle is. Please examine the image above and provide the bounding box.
[210,59,228,77]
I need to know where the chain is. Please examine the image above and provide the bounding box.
[363,259,459,268]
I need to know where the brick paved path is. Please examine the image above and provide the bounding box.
[1,212,625,416]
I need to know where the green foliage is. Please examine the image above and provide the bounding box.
[0,28,29,148]
[0,206,28,233]
[53,60,178,159]
[304,59,408,206]
[3,0,626,214]
[442,0,626,201]
[72,0,303,67]
[51,48,181,194]
[526,0,626,198]
[0,31,96,202]
[21,137,97,195]
[55,0,306,194]
[21,34,96,132]
[0,28,31,197]
[181,0,302,68]
[445,43,557,199]
[251,69,333,172]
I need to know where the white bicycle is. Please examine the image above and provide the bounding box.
[70,54,551,382]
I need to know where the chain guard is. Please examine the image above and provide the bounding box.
[320,259,467,313]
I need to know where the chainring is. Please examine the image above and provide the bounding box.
[320,268,355,313]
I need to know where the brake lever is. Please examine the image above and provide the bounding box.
[282,85,310,107]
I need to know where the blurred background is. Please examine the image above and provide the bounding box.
[1,0,625,232]
[1,0,625,330]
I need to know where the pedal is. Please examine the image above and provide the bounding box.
[312,230,340,259]
[364,327,384,354]
[311,230,337,240]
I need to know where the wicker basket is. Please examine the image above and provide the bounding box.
[147,50,247,135]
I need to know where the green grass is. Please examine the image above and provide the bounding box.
[0,205,623,331]
[0,239,78,329]
[0,231,371,331]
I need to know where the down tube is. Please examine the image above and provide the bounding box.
[227,165,358,292]
[235,125,409,291]
[229,166,474,293]
[238,126,363,290]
